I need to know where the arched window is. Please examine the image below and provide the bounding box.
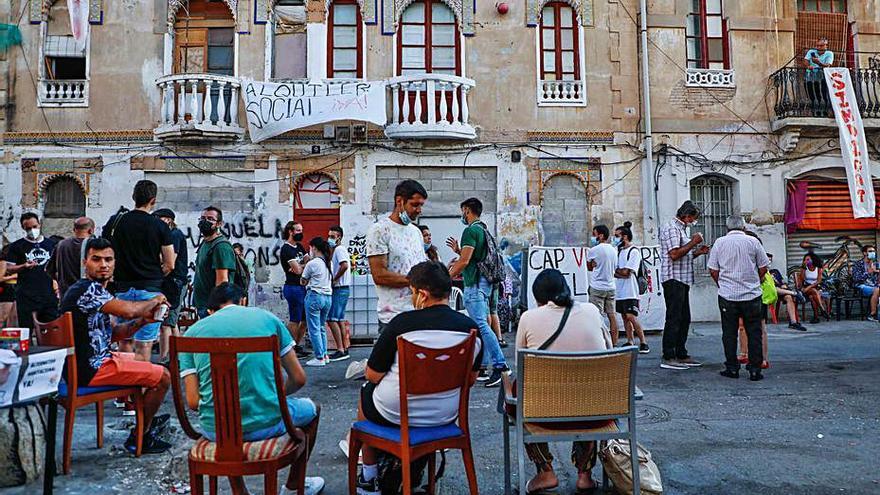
[173,0,235,75]
[397,0,460,75]
[690,175,735,246]
[328,0,363,78]
[44,177,86,218]
[539,2,580,82]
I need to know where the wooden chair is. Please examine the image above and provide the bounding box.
[32,312,145,475]
[347,330,479,495]
[500,347,641,495]
[168,335,311,495]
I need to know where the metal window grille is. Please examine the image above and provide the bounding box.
[43,177,86,217]
[690,175,732,247]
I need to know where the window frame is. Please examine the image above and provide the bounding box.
[327,0,364,79]
[43,177,87,218]
[689,174,736,248]
[538,2,581,82]
[395,0,462,76]
[797,0,847,13]
[37,20,90,107]
[686,0,730,70]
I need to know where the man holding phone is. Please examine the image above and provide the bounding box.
[658,200,710,371]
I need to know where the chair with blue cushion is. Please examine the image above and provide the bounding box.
[347,330,479,495]
[33,311,145,474]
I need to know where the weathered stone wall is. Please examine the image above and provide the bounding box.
[373,166,497,216]
[541,174,590,246]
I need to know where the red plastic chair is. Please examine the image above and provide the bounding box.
[347,330,479,495]
[168,334,312,495]
[33,312,145,474]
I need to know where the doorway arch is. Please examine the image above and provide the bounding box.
[541,173,590,245]
[42,175,86,238]
[293,172,341,240]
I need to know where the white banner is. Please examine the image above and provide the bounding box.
[824,67,876,218]
[241,79,387,143]
[525,246,666,331]
[67,0,89,52]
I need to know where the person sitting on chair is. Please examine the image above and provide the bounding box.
[179,283,324,494]
[353,261,483,495]
[851,244,880,322]
[515,268,613,494]
[767,254,807,331]
[60,238,172,454]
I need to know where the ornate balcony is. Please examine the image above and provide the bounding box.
[385,74,476,140]
[154,74,244,142]
[685,68,735,88]
[537,80,586,106]
[38,79,88,107]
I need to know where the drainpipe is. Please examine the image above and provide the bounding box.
[639,0,657,241]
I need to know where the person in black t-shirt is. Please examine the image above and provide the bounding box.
[5,213,58,329]
[109,180,176,363]
[352,261,483,494]
[153,208,189,363]
[61,237,172,454]
[280,221,310,356]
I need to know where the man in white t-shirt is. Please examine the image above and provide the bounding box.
[365,179,429,331]
[613,222,649,353]
[587,225,620,345]
[328,225,352,362]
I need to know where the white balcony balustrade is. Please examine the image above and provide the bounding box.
[155,74,244,141]
[537,80,586,106]
[685,68,736,88]
[38,79,88,106]
[385,74,476,140]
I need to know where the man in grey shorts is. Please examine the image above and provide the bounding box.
[587,225,620,345]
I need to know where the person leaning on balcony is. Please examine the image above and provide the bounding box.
[804,37,834,116]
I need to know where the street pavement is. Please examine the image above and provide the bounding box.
[6,319,879,494]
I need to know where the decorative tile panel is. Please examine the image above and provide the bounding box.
[255,0,270,23]
[89,0,103,24]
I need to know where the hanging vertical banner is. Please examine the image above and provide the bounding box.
[67,0,89,51]
[824,67,876,219]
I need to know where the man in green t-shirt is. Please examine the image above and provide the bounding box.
[180,283,324,494]
[448,197,508,387]
[192,206,237,318]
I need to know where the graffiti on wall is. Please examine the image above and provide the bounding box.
[348,234,369,275]
[181,213,286,271]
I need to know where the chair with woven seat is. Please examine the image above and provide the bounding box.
[500,346,641,495]
[347,330,480,495]
[33,311,145,474]
[168,334,311,495]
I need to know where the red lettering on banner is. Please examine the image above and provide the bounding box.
[851,140,861,157]
[572,248,585,268]
[858,189,866,202]
[854,159,863,173]
[846,123,858,137]
[856,174,865,186]
[841,109,853,124]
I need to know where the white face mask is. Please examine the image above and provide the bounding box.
[26,228,40,240]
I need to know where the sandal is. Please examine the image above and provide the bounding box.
[575,478,599,494]
[737,354,748,364]
[499,338,509,348]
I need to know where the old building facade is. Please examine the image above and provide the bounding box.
[2,0,880,324]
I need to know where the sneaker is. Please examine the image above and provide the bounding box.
[124,429,172,455]
[148,413,171,434]
[499,338,509,348]
[113,399,126,409]
[719,369,739,379]
[339,438,363,464]
[305,358,326,367]
[329,350,351,362]
[484,369,508,388]
[660,359,688,370]
[356,473,380,495]
[867,314,878,322]
[345,359,367,380]
[619,341,634,348]
[122,401,136,417]
[638,343,650,354]
[678,357,703,367]
[295,345,310,358]
[475,369,491,382]
[789,322,807,331]
[283,476,325,495]
[322,356,331,365]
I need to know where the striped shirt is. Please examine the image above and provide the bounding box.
[659,218,694,285]
[706,230,770,301]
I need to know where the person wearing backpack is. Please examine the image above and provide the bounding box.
[613,222,649,354]
[192,206,238,319]
[447,197,509,388]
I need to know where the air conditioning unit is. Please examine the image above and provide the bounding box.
[334,125,351,143]
[351,124,368,144]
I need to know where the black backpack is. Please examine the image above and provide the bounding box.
[206,239,251,294]
[476,223,505,284]
[377,450,446,494]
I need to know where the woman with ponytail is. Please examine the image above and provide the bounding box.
[291,237,334,367]
[614,221,649,353]
[515,269,612,493]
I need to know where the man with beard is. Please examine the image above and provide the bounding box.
[192,206,237,319]
[6,212,58,329]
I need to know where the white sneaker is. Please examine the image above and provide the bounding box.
[322,356,331,365]
[305,358,326,367]
[339,438,363,464]
[345,359,367,379]
[283,476,325,495]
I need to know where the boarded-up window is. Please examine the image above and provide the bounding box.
[44,177,86,217]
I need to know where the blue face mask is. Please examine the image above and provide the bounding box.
[869,251,877,261]
[328,238,337,248]
[424,242,432,251]
[399,210,415,226]
[612,237,622,247]
[460,215,469,226]
[589,237,599,247]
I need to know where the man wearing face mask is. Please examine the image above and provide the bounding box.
[281,221,310,356]
[327,225,352,361]
[658,200,710,371]
[5,212,59,329]
[192,206,237,319]
[586,224,620,346]
[448,197,509,387]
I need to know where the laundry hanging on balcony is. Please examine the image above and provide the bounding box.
[240,79,386,143]
[0,24,22,52]
[823,67,876,219]
[67,0,89,52]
